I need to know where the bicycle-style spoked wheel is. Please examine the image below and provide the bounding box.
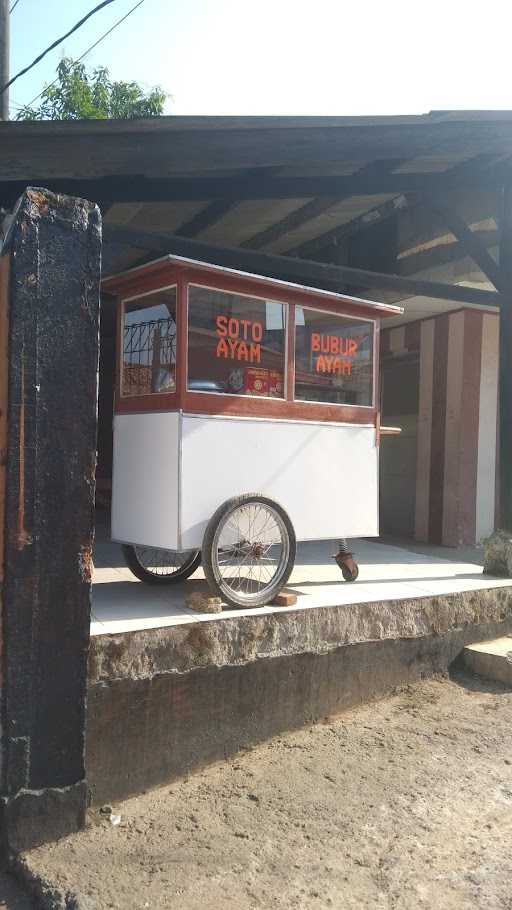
[202,494,296,608]
[122,544,201,585]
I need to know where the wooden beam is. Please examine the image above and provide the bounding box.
[1,166,509,209]
[287,194,412,258]
[241,159,407,251]
[174,167,280,239]
[241,196,341,250]
[175,199,236,239]
[283,155,506,259]
[498,185,512,528]
[102,222,502,308]
[427,203,504,292]
[399,228,498,278]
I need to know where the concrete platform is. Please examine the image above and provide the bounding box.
[464,636,512,686]
[91,532,510,636]
[87,526,512,806]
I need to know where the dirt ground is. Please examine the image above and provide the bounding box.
[19,671,512,910]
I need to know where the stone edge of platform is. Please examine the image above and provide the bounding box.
[89,585,512,682]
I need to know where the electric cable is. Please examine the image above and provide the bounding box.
[0,0,120,95]
[24,0,147,109]
[9,0,22,12]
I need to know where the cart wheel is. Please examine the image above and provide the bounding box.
[122,544,201,585]
[202,494,296,608]
[341,563,359,583]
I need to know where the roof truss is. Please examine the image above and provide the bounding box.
[102,222,502,308]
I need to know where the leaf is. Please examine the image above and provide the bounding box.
[16,57,167,121]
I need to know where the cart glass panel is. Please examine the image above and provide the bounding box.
[187,286,286,397]
[295,306,374,406]
[121,287,177,397]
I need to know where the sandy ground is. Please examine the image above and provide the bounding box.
[19,671,512,910]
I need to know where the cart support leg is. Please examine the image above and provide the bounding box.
[334,538,359,580]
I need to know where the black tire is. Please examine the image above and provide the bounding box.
[341,563,359,582]
[202,494,296,608]
[122,544,201,585]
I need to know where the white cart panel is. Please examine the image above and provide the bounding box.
[112,412,180,549]
[180,415,378,549]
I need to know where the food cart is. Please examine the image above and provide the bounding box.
[103,256,402,608]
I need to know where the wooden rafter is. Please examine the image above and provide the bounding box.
[175,200,236,239]
[283,156,504,260]
[174,167,282,239]
[286,194,412,259]
[241,195,343,251]
[241,159,407,251]
[102,222,502,308]
[426,202,503,292]
[398,227,498,278]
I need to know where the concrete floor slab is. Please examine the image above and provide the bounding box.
[91,526,512,637]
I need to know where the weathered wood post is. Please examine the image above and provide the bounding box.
[0,189,101,852]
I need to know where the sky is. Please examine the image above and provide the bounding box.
[6,0,512,118]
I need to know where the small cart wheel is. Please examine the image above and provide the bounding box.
[122,544,201,585]
[202,494,296,608]
[341,563,359,583]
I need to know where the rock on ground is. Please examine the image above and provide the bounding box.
[18,671,512,909]
[483,529,512,576]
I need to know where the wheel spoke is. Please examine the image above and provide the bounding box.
[212,500,291,606]
[134,546,197,578]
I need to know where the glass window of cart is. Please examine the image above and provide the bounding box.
[295,307,374,406]
[121,287,177,397]
[188,286,286,397]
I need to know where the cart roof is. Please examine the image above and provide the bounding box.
[102,253,404,318]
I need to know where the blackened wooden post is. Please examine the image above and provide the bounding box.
[0,189,101,852]
[499,185,512,531]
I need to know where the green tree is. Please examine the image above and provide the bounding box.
[17,58,167,121]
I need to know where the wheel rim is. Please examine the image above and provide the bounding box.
[133,546,197,578]
[211,501,290,605]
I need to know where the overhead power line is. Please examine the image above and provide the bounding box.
[0,0,120,95]
[9,0,22,12]
[24,0,147,109]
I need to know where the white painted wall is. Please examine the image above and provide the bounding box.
[180,415,378,548]
[415,319,435,542]
[476,314,499,542]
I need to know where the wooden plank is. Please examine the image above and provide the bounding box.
[102,223,503,308]
[2,116,512,185]
[0,255,8,583]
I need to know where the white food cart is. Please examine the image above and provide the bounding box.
[103,256,402,608]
